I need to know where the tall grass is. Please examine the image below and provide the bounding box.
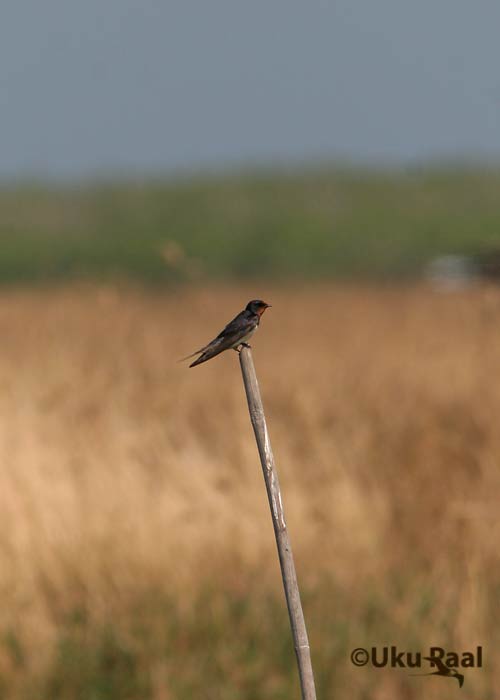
[0,283,498,698]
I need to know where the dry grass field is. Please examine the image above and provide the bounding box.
[0,282,498,699]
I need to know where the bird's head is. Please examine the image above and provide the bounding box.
[246,299,271,316]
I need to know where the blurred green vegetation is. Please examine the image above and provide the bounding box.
[4,578,495,699]
[2,167,500,283]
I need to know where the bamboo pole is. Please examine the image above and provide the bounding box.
[239,346,317,700]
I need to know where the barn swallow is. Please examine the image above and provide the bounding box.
[181,299,271,368]
[410,656,464,688]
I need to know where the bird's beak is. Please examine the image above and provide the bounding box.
[265,304,272,308]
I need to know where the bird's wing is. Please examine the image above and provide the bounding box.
[177,342,213,362]
[180,309,255,364]
[188,335,235,367]
[215,309,253,339]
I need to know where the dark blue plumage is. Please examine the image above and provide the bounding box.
[182,299,271,368]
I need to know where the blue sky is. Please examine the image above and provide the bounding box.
[1,0,500,178]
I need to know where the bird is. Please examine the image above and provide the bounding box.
[181,299,271,368]
[410,656,464,688]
